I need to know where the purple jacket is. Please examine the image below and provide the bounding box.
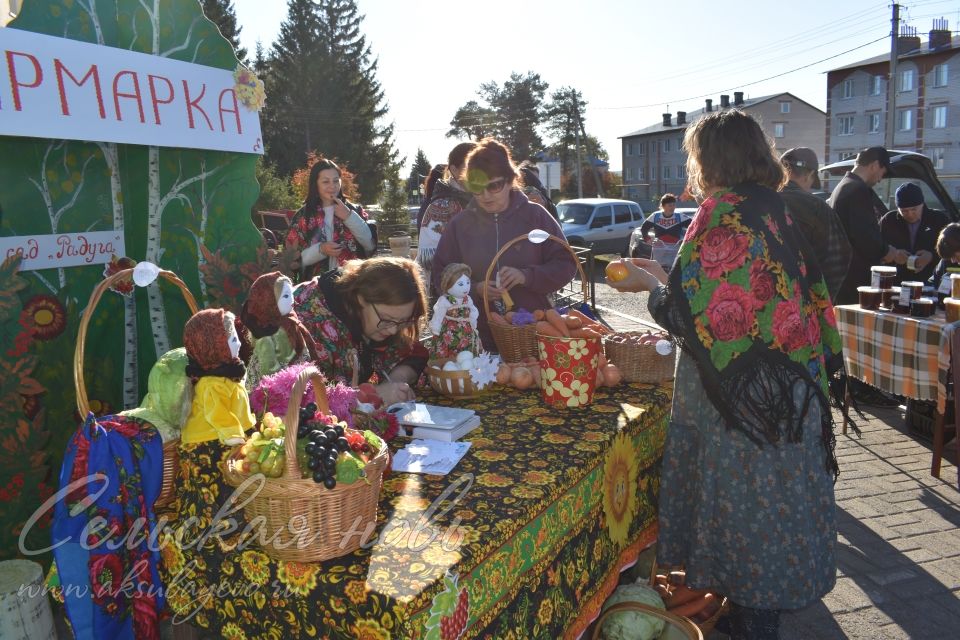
[432,190,577,351]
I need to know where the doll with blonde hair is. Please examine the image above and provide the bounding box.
[430,263,479,358]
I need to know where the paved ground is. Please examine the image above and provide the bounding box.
[593,287,960,639]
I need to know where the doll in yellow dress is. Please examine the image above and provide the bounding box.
[171,308,255,548]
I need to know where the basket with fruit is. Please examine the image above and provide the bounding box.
[650,565,728,635]
[603,330,676,384]
[426,351,499,398]
[223,365,389,562]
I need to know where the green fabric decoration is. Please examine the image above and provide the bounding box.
[122,348,189,442]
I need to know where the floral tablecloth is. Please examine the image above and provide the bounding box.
[161,382,672,639]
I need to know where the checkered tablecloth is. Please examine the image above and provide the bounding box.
[835,305,960,414]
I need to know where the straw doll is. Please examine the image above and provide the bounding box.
[240,271,321,389]
[430,263,479,358]
[173,308,255,547]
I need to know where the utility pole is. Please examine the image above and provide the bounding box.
[573,98,583,198]
[885,3,900,149]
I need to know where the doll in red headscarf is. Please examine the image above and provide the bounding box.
[168,308,255,549]
[240,271,320,389]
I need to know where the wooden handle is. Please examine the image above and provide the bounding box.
[589,601,703,640]
[282,366,330,478]
[74,268,199,417]
[481,233,588,317]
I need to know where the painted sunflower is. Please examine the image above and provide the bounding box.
[23,294,66,340]
[601,431,640,547]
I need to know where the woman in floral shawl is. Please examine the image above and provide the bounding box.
[294,256,429,406]
[609,110,841,639]
[285,158,375,281]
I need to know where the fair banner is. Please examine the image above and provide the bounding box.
[0,28,263,154]
[1,231,126,270]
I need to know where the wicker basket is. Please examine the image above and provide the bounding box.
[74,268,199,511]
[649,562,729,636]
[426,358,480,398]
[603,332,676,384]
[483,233,589,363]
[590,601,703,640]
[223,366,389,562]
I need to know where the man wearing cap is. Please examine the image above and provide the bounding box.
[828,146,908,305]
[880,182,948,283]
[779,148,851,300]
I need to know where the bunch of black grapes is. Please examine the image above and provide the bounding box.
[297,402,350,490]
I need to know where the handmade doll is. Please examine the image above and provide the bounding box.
[430,263,480,359]
[240,271,321,389]
[174,308,255,547]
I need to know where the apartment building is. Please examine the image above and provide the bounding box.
[620,92,825,203]
[825,22,960,198]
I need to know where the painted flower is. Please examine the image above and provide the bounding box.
[541,368,561,397]
[566,339,589,360]
[523,470,556,485]
[749,262,777,308]
[23,294,66,340]
[565,379,590,407]
[90,553,123,605]
[772,298,807,351]
[238,550,272,586]
[542,432,574,445]
[601,432,640,547]
[476,472,512,488]
[699,226,751,278]
[222,623,246,640]
[422,544,462,568]
[277,561,320,597]
[103,255,137,296]
[473,450,508,462]
[351,618,391,640]
[537,597,555,627]
[159,535,186,576]
[705,282,756,342]
[393,494,430,513]
[345,579,368,605]
[511,485,544,500]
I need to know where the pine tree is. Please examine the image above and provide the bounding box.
[378,167,410,233]
[406,149,432,203]
[201,0,247,63]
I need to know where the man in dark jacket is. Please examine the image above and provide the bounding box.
[880,182,949,283]
[828,146,908,304]
[779,148,851,301]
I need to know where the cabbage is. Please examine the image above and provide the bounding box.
[122,348,189,442]
[599,582,666,640]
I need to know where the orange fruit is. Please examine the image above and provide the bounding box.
[605,261,629,283]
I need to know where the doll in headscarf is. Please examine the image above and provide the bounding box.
[240,271,321,389]
[170,309,255,549]
[429,263,479,359]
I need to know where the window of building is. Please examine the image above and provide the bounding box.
[933,105,947,128]
[663,166,672,180]
[638,167,645,181]
[842,79,854,99]
[774,123,785,138]
[677,165,687,179]
[898,108,913,131]
[934,64,949,88]
[868,112,881,133]
[626,143,633,156]
[871,75,883,96]
[899,69,914,92]
[780,101,791,113]
[650,166,657,180]
[677,137,683,151]
[638,142,645,156]
[664,138,671,152]
[837,115,854,136]
[930,147,946,170]
[651,141,658,153]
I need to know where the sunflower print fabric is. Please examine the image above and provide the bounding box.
[157,383,671,639]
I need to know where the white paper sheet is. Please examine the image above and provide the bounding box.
[391,440,472,475]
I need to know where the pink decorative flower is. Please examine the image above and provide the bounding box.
[700,227,751,278]
[823,305,837,328]
[749,262,777,308]
[772,298,808,351]
[706,282,756,341]
[764,216,780,237]
[806,313,821,346]
[90,554,123,606]
[719,192,742,205]
[686,204,713,238]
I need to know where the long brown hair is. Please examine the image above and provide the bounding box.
[335,257,428,344]
[684,110,785,199]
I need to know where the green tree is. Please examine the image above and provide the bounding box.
[201,0,247,63]
[449,72,548,159]
[406,148,432,203]
[378,167,410,233]
[254,157,299,213]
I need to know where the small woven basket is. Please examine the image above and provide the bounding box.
[223,366,388,563]
[483,233,589,362]
[590,601,703,640]
[426,358,479,398]
[649,561,729,637]
[603,332,676,384]
[74,268,198,511]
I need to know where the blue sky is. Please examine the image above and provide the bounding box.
[233,0,959,172]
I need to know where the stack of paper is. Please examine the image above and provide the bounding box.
[391,440,472,475]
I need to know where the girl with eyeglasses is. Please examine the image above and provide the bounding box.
[293,256,429,405]
[431,138,577,351]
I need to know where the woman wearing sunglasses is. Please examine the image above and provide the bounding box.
[293,256,429,405]
[432,138,576,351]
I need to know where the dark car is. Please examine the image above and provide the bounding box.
[820,151,959,222]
